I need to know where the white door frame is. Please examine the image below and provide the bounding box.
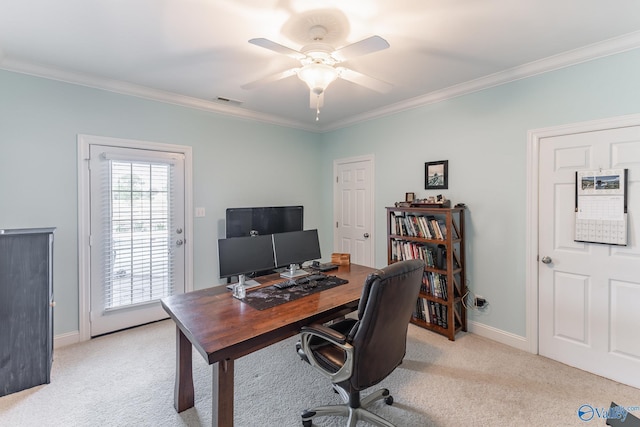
[333,154,375,266]
[526,113,640,354]
[77,134,194,342]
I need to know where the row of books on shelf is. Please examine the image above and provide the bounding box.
[421,271,448,300]
[390,239,447,269]
[390,212,453,240]
[414,299,448,329]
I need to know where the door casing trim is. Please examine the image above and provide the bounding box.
[333,154,375,267]
[526,113,640,355]
[77,134,193,342]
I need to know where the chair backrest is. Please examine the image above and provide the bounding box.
[346,259,425,390]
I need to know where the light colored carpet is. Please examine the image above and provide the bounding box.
[1,319,638,426]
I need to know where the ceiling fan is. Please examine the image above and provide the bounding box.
[242,24,391,121]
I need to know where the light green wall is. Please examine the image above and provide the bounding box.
[320,48,640,336]
[0,70,322,335]
[2,47,639,339]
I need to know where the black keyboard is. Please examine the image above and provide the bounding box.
[273,279,297,289]
[273,274,328,289]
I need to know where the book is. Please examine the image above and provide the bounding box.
[437,218,447,239]
[390,212,397,235]
[418,216,432,238]
[427,216,442,239]
[436,244,447,270]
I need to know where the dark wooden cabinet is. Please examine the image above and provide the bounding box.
[0,228,55,396]
[386,207,466,340]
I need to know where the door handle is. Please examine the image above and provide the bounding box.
[363,233,370,238]
[541,256,552,264]
[176,239,184,246]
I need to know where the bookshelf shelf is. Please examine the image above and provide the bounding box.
[386,206,467,341]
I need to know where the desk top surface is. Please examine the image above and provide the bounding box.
[161,263,376,364]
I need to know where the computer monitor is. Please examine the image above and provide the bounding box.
[273,229,321,278]
[218,234,276,288]
[225,206,304,237]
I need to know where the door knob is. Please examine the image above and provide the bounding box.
[176,239,184,246]
[363,233,370,238]
[541,256,552,264]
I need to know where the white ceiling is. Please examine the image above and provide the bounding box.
[2,0,640,132]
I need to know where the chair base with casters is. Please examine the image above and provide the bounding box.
[301,384,395,427]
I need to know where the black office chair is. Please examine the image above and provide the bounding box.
[296,259,426,427]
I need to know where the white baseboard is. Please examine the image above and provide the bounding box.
[54,331,81,348]
[467,320,530,352]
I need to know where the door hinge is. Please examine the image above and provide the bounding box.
[336,221,339,228]
[336,176,339,183]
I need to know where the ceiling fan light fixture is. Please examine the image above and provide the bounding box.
[297,62,338,95]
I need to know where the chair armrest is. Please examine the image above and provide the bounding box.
[300,324,347,345]
[299,324,354,384]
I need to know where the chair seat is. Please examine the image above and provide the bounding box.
[313,344,346,373]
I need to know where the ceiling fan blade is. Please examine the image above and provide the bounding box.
[338,67,392,93]
[309,91,324,109]
[241,68,299,90]
[248,38,306,60]
[333,35,390,62]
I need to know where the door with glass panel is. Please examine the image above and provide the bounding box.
[89,144,185,336]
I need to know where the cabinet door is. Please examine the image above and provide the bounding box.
[0,232,52,396]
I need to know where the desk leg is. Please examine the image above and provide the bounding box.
[211,359,234,427]
[174,326,194,412]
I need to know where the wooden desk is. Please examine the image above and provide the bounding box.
[161,263,376,427]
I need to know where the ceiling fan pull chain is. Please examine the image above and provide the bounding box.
[316,95,321,121]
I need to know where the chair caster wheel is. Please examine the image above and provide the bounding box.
[302,409,315,427]
[385,395,394,405]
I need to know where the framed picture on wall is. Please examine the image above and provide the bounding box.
[425,160,448,190]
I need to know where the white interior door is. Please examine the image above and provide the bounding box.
[333,156,374,267]
[538,124,640,388]
[89,144,186,336]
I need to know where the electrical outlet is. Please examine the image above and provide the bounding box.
[474,296,487,308]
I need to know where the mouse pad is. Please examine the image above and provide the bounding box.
[241,276,349,310]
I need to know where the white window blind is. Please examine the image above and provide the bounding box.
[100,157,175,311]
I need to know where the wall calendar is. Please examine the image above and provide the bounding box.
[575,168,628,246]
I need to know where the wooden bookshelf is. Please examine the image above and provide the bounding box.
[386,206,466,341]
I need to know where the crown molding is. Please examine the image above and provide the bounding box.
[0,58,319,132]
[2,30,640,134]
[320,30,640,132]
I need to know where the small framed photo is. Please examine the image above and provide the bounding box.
[425,160,448,190]
[405,192,415,202]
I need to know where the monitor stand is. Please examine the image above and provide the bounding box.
[280,263,307,279]
[225,274,261,291]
